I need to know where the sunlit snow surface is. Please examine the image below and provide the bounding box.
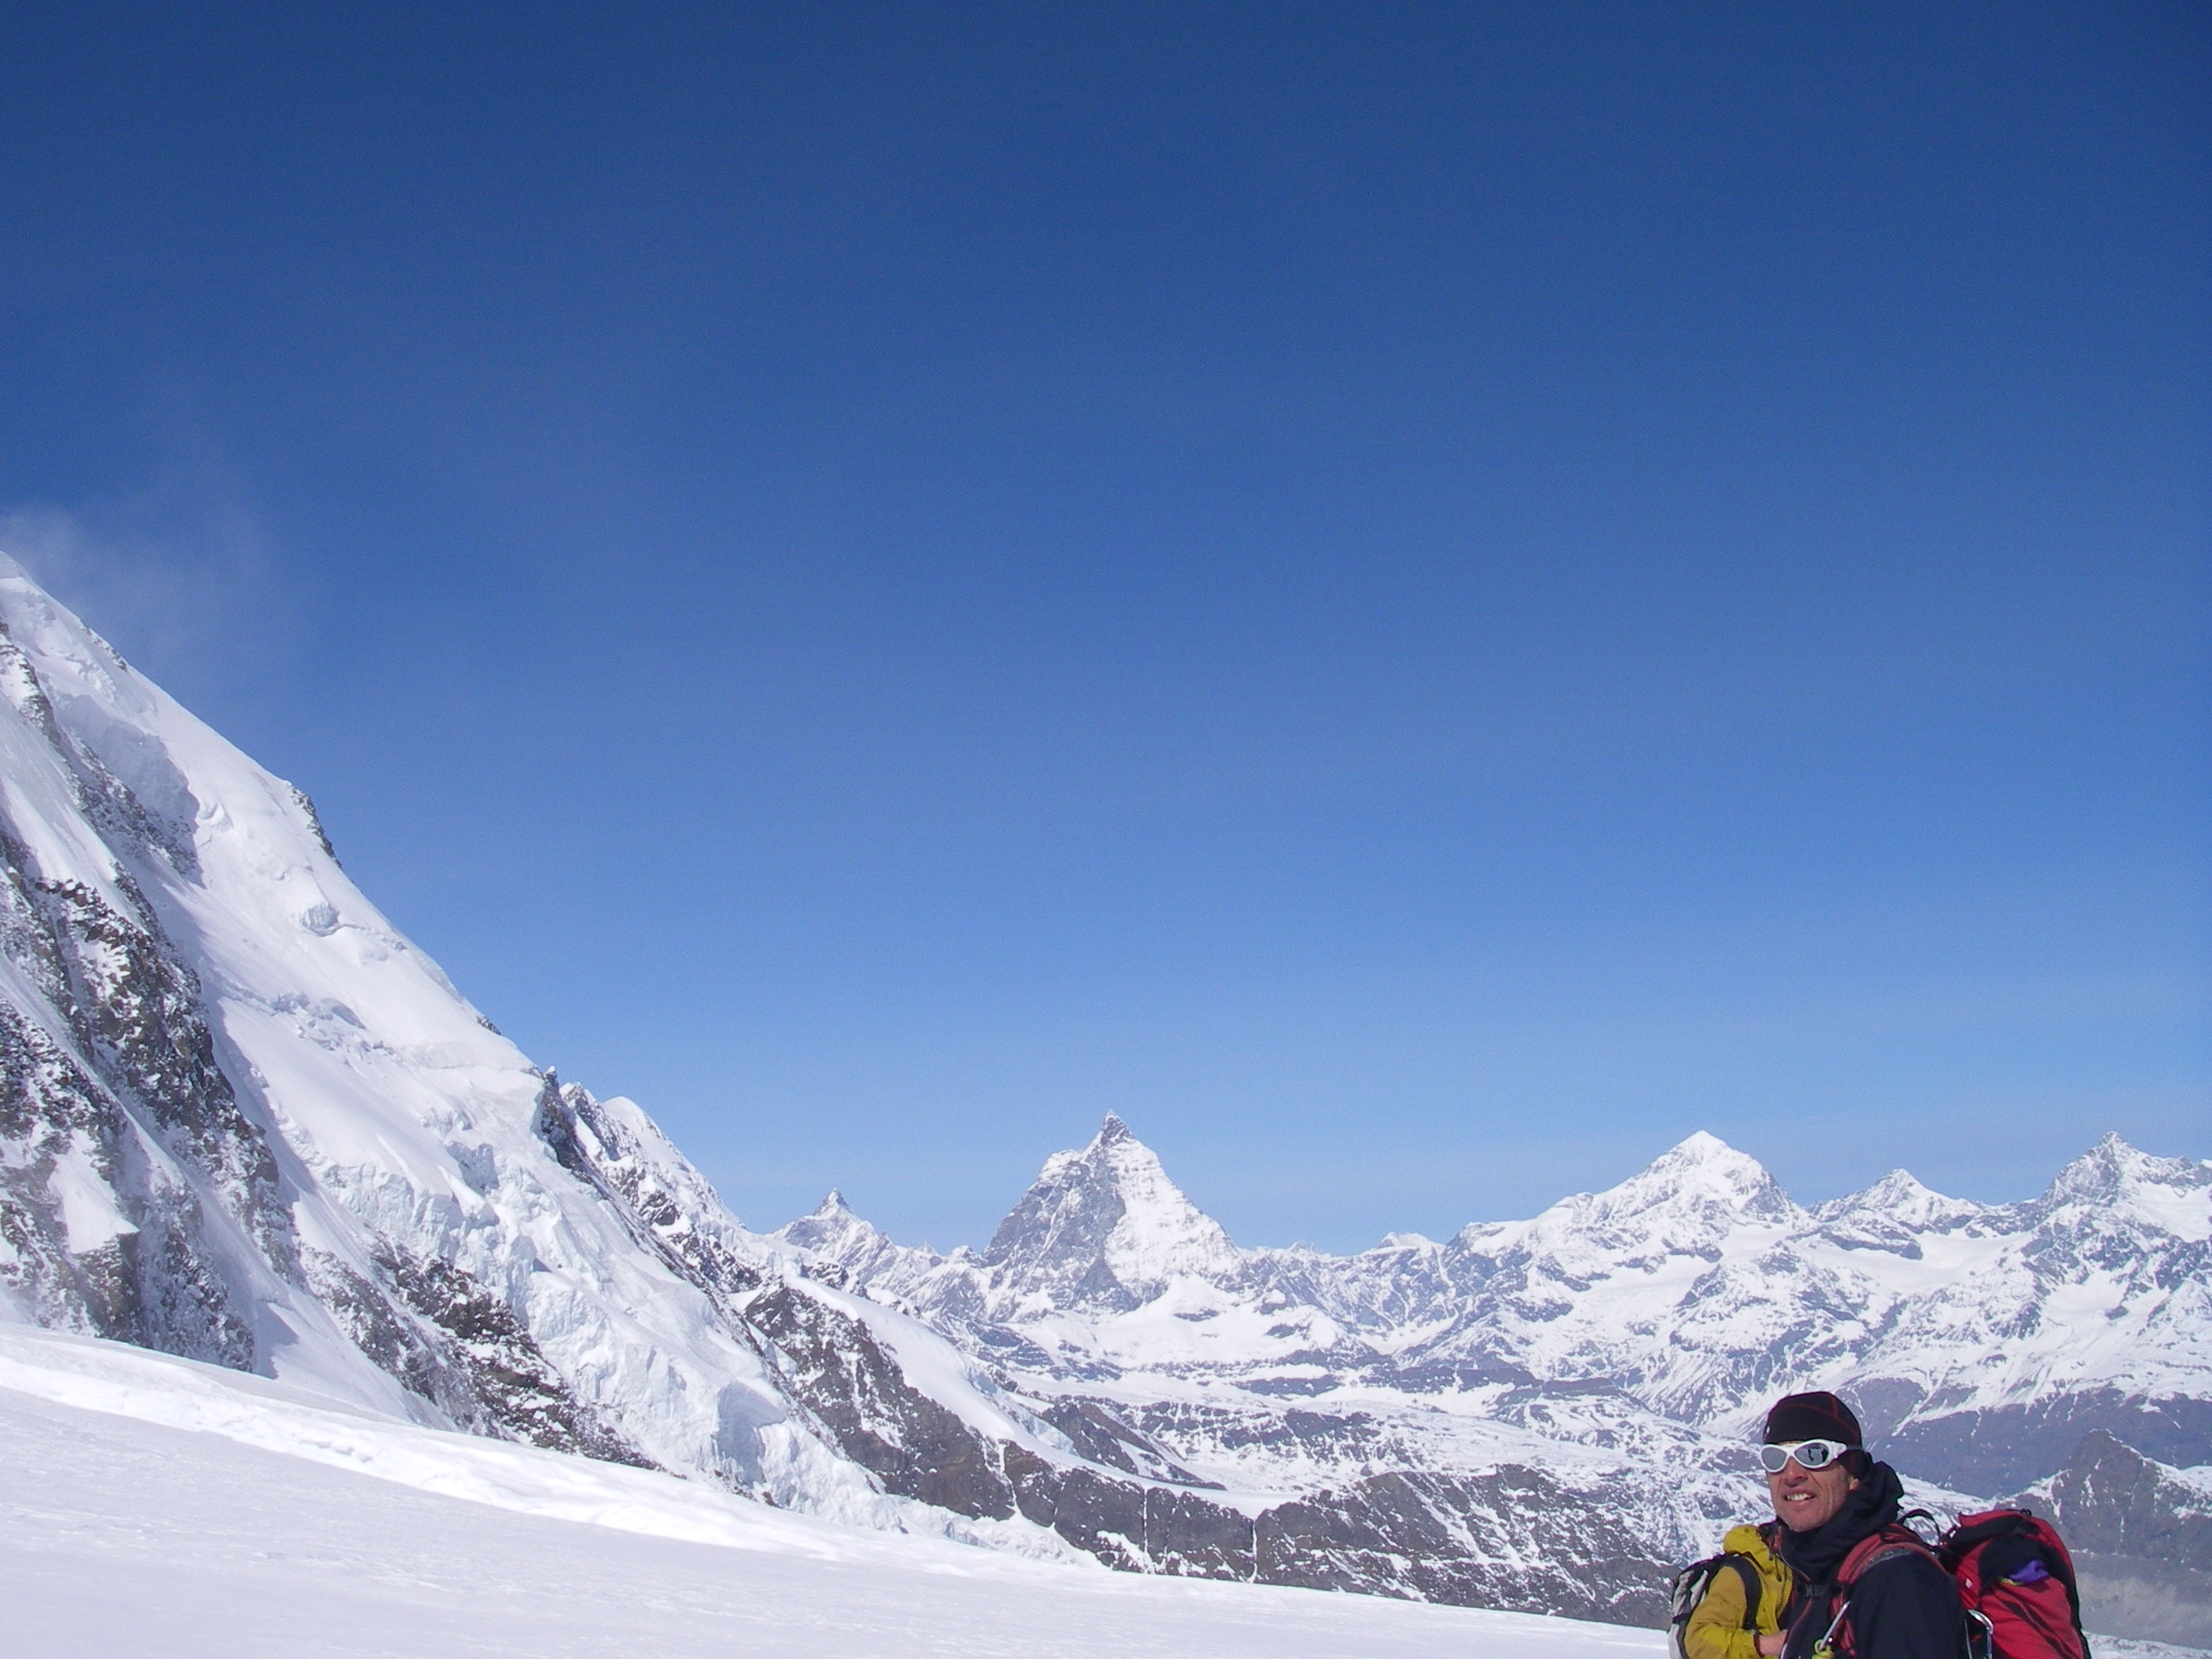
[8,1328,2204,1659]
[4,1325,1662,1658]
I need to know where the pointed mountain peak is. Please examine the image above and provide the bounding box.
[1672,1130,1734,1159]
[1814,1167,1986,1240]
[1829,1167,1938,1209]
[2040,1133,2212,1210]
[983,1118,1242,1302]
[1548,1131,1801,1244]
[774,1188,884,1258]
[1631,1133,1784,1199]
[1655,1130,1760,1170]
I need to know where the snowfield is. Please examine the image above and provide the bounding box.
[2,1324,1664,1658]
[9,1328,2204,1659]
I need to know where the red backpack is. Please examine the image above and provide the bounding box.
[1821,1508,2089,1659]
[1936,1508,2089,1659]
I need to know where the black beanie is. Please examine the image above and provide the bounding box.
[1764,1391,1862,1447]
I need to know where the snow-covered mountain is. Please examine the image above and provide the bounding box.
[0,555,2203,1635]
[0,554,1080,1555]
[790,1119,2211,1490]
[2021,1427,2212,1644]
[782,1117,2210,1635]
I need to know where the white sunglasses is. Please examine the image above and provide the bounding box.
[1760,1438,1851,1474]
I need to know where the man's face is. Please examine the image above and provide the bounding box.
[1767,1449,1858,1533]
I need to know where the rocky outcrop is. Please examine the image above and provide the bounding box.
[2026,1430,2212,1646]
[738,1265,1680,1620]
[1887,1391,2212,1498]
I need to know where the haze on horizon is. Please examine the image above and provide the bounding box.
[0,3,2204,1253]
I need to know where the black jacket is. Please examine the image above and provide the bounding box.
[1776,1463,1968,1659]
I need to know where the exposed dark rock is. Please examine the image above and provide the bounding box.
[1255,1467,1672,1624]
[0,876,262,1371]
[745,1282,1017,1519]
[2023,1429,2212,1645]
[375,1245,655,1468]
[531,1074,760,1296]
[739,1273,1681,1624]
[302,1247,484,1426]
[1038,1397,1218,1486]
[287,785,339,863]
[1002,1444,1256,1573]
[1886,1393,2212,1496]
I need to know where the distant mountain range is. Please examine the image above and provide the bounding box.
[0,555,2202,1636]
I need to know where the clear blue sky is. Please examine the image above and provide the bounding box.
[2,3,2205,1251]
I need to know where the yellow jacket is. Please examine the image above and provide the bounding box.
[1682,1522,1793,1659]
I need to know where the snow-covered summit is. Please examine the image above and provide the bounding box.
[796,1115,2212,1507]
[1811,1170,1991,1254]
[1508,1131,1803,1265]
[0,553,1084,1540]
[2034,1133,2212,1233]
[982,1114,1243,1308]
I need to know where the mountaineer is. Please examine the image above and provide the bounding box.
[1760,1391,1968,1659]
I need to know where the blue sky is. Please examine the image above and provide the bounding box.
[2,3,2205,1251]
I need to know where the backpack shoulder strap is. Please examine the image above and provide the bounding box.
[1841,1525,1939,1584]
[1723,1552,1763,1629]
[1672,1551,1769,1659]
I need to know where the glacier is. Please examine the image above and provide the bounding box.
[0,551,2205,1641]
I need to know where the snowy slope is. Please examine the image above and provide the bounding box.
[0,555,1114,1551]
[0,1324,1671,1659]
[8,1324,2204,1657]
[0,557,1753,1621]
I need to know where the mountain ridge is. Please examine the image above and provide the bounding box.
[785,1113,2212,1493]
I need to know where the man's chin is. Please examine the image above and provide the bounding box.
[1774,1497,1829,1531]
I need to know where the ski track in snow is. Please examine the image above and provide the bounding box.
[2,1324,1663,1659]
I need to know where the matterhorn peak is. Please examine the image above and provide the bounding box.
[983,1116,1243,1306]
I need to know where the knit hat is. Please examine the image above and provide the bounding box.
[1763,1390,1862,1448]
